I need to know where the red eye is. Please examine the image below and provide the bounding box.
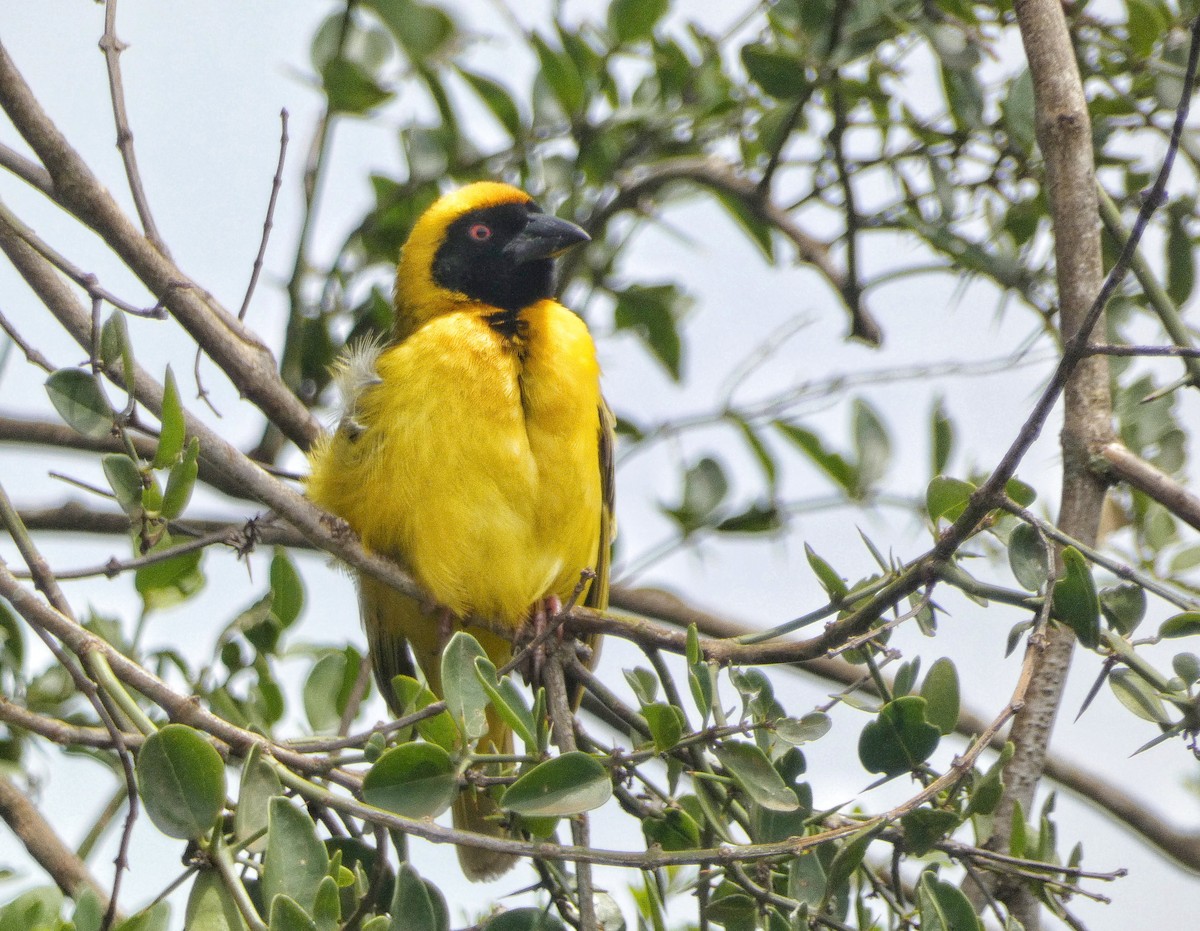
[469,223,492,241]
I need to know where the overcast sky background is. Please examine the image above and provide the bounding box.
[0,2,1196,928]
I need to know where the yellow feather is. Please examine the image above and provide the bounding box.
[306,182,613,881]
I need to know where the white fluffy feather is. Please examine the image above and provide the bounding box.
[331,333,386,438]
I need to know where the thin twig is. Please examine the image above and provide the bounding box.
[0,40,320,448]
[239,109,289,321]
[0,775,115,912]
[543,642,595,930]
[1087,343,1200,357]
[99,0,168,254]
[0,306,55,371]
[0,483,137,931]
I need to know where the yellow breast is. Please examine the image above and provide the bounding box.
[307,300,603,628]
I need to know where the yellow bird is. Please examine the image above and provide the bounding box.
[307,182,613,880]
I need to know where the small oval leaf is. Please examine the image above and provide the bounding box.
[714,741,799,812]
[501,751,612,817]
[45,368,114,439]
[136,724,225,840]
[363,742,458,819]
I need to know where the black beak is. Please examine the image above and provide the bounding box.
[503,213,590,264]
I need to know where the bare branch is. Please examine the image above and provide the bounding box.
[0,775,115,912]
[568,156,883,345]
[0,415,275,504]
[0,39,320,450]
[1099,442,1200,532]
[239,109,289,321]
[0,307,55,372]
[0,141,52,194]
[98,0,168,254]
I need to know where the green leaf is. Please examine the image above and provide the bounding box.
[389,863,448,931]
[161,436,199,519]
[269,896,316,931]
[474,656,537,748]
[1007,523,1048,591]
[1099,583,1146,636]
[440,632,490,742]
[642,702,685,752]
[481,909,567,931]
[45,368,114,439]
[664,457,728,533]
[1109,669,1172,724]
[920,658,960,736]
[1166,203,1196,306]
[501,751,612,816]
[153,365,186,468]
[270,548,305,628]
[774,712,832,746]
[235,744,281,853]
[852,398,891,494]
[613,284,686,381]
[623,667,658,706]
[365,0,454,61]
[263,798,330,915]
[858,696,941,777]
[113,902,170,931]
[893,658,921,697]
[103,453,144,516]
[1001,68,1036,155]
[135,537,204,614]
[1005,477,1037,507]
[805,543,848,600]
[926,476,975,526]
[788,852,826,907]
[0,601,24,673]
[303,650,360,734]
[714,741,799,812]
[136,724,226,840]
[363,742,458,819]
[917,871,984,931]
[776,422,857,495]
[1126,0,1168,58]
[313,875,340,928]
[901,809,961,856]
[100,311,136,396]
[930,397,954,476]
[322,58,393,114]
[642,807,701,851]
[184,871,250,931]
[741,44,808,99]
[1052,547,1101,649]
[1160,611,1200,639]
[532,33,585,114]
[608,0,668,42]
[824,826,879,898]
[458,69,521,139]
[715,502,782,534]
[1173,652,1200,684]
[73,888,104,931]
[966,743,1013,817]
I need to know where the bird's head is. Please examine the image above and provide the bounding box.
[393,182,590,338]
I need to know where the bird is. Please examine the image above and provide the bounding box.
[306,181,613,880]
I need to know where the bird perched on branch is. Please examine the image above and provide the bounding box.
[307,181,613,880]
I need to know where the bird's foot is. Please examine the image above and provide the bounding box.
[518,595,563,686]
[435,605,456,649]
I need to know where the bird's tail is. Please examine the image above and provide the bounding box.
[360,574,520,880]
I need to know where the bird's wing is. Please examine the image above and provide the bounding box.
[585,398,616,612]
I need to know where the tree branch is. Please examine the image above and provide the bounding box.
[0,39,320,451]
[0,775,115,912]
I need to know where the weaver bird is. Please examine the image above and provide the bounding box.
[307,182,613,880]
